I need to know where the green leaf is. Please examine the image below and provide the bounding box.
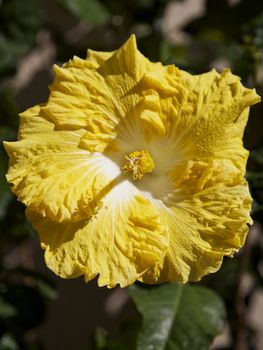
[3,284,46,331]
[88,319,140,350]
[92,327,108,349]
[0,0,43,74]
[247,171,263,188]
[129,283,226,350]
[37,280,58,300]
[0,89,19,131]
[57,0,110,25]
[3,268,58,300]
[0,334,19,350]
[0,88,19,220]
[0,297,17,319]
[250,147,263,166]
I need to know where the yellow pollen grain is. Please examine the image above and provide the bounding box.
[122,150,155,181]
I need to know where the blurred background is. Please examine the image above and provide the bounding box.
[0,0,263,349]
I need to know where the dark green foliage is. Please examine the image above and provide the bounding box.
[0,0,43,74]
[89,283,226,350]
[0,268,57,349]
[129,283,226,350]
[0,89,32,242]
[89,321,140,350]
[57,0,110,25]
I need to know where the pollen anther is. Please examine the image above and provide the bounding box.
[122,150,155,181]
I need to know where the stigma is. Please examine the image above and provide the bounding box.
[122,150,155,181]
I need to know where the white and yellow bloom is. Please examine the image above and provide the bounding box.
[4,35,261,287]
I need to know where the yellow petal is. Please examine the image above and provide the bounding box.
[136,91,166,135]
[141,66,260,164]
[18,104,54,139]
[40,35,162,153]
[42,62,120,135]
[86,49,115,66]
[142,65,186,95]
[27,184,168,288]
[140,159,252,284]
[98,34,161,86]
[4,130,119,222]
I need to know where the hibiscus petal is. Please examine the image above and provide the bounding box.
[86,49,115,66]
[40,35,161,154]
[18,105,54,139]
[140,159,252,283]
[27,183,168,288]
[4,119,120,222]
[143,66,260,164]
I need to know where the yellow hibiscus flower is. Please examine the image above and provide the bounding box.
[4,35,261,288]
